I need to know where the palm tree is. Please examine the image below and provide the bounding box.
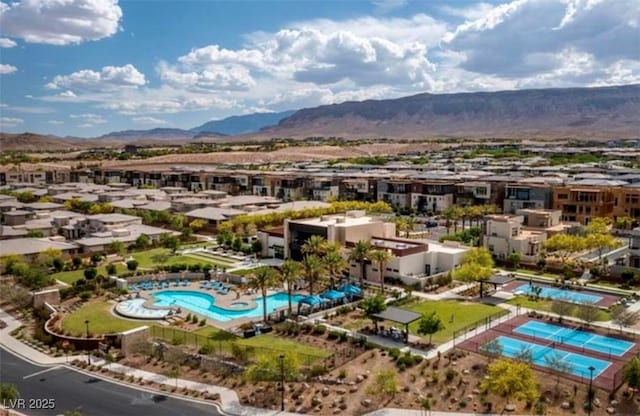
[369,249,393,294]
[394,217,409,237]
[281,259,303,315]
[302,254,325,296]
[348,240,372,288]
[324,247,347,290]
[302,235,327,257]
[248,267,281,322]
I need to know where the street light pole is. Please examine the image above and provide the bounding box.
[587,365,595,416]
[85,319,90,365]
[279,354,285,412]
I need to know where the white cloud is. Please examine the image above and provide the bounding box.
[0,63,17,74]
[0,117,24,127]
[0,37,16,48]
[59,90,77,98]
[0,0,122,45]
[132,116,167,125]
[70,113,107,124]
[47,64,146,91]
[48,120,64,125]
[158,61,255,91]
[77,123,94,128]
[439,2,495,20]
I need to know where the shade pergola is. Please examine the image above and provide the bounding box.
[479,274,517,298]
[372,307,422,343]
[320,289,346,301]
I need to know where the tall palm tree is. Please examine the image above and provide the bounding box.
[281,259,303,315]
[324,247,347,290]
[369,249,393,294]
[248,267,281,322]
[302,235,327,257]
[348,240,371,288]
[302,254,325,296]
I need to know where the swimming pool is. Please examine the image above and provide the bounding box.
[514,284,602,304]
[152,290,304,322]
[491,335,611,379]
[514,320,633,357]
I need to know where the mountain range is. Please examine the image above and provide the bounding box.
[1,84,638,151]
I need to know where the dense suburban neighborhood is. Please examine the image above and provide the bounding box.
[1,140,640,416]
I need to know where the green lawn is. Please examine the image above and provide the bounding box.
[506,296,611,321]
[514,268,561,279]
[61,301,142,336]
[162,325,330,363]
[132,248,232,269]
[52,263,127,285]
[405,300,505,344]
[184,252,236,267]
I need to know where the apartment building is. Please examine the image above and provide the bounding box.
[552,181,620,224]
[613,185,640,220]
[483,214,546,263]
[339,178,377,201]
[629,227,640,268]
[308,177,340,201]
[503,182,554,214]
[377,180,412,210]
[410,181,455,214]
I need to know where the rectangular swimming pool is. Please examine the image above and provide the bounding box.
[514,284,602,304]
[491,335,612,379]
[514,320,633,357]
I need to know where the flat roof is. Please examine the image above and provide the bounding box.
[373,307,422,325]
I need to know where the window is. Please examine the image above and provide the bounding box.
[557,193,568,199]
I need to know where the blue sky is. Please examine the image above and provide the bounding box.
[0,0,638,137]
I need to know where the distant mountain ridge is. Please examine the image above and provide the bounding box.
[255,84,640,139]
[98,128,196,142]
[191,110,295,135]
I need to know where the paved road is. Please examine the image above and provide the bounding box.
[0,348,222,416]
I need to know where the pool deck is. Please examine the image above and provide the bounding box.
[501,279,619,307]
[457,315,638,391]
[124,282,306,330]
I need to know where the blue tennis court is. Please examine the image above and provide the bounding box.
[514,284,602,304]
[491,335,611,378]
[514,321,633,357]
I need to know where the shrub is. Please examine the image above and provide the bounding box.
[338,369,347,379]
[79,290,92,301]
[198,343,214,355]
[59,286,76,300]
[199,318,206,326]
[126,259,138,271]
[308,364,327,377]
[327,330,342,340]
[445,368,457,381]
[171,335,184,345]
[84,268,97,280]
[186,313,192,321]
[312,325,326,335]
[389,347,401,360]
[191,315,198,324]
[105,263,117,275]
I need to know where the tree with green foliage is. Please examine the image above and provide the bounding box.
[72,256,83,269]
[52,257,64,272]
[361,295,387,332]
[126,259,138,271]
[369,249,393,294]
[105,263,117,276]
[84,267,97,280]
[302,254,325,296]
[245,352,300,382]
[160,233,180,253]
[543,234,586,263]
[109,240,126,257]
[135,234,150,249]
[453,247,494,284]
[90,253,103,266]
[621,269,636,283]
[281,259,303,316]
[232,235,243,252]
[349,240,372,288]
[26,230,44,238]
[248,267,281,322]
[188,219,206,232]
[623,357,640,394]
[170,214,185,230]
[250,239,262,255]
[302,235,327,257]
[482,359,539,406]
[507,252,521,269]
[417,311,444,345]
[323,245,347,290]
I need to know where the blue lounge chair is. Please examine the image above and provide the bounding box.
[181,280,189,286]
[199,280,208,288]
[129,284,139,292]
[210,281,221,289]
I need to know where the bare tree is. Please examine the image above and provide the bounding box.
[550,300,574,323]
[576,303,600,327]
[611,305,640,334]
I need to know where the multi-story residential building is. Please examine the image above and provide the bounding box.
[410,181,455,214]
[454,181,492,207]
[273,177,306,202]
[483,214,546,263]
[377,180,412,210]
[629,227,640,268]
[552,181,621,224]
[308,177,340,201]
[612,185,640,220]
[503,182,555,214]
[339,178,377,201]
